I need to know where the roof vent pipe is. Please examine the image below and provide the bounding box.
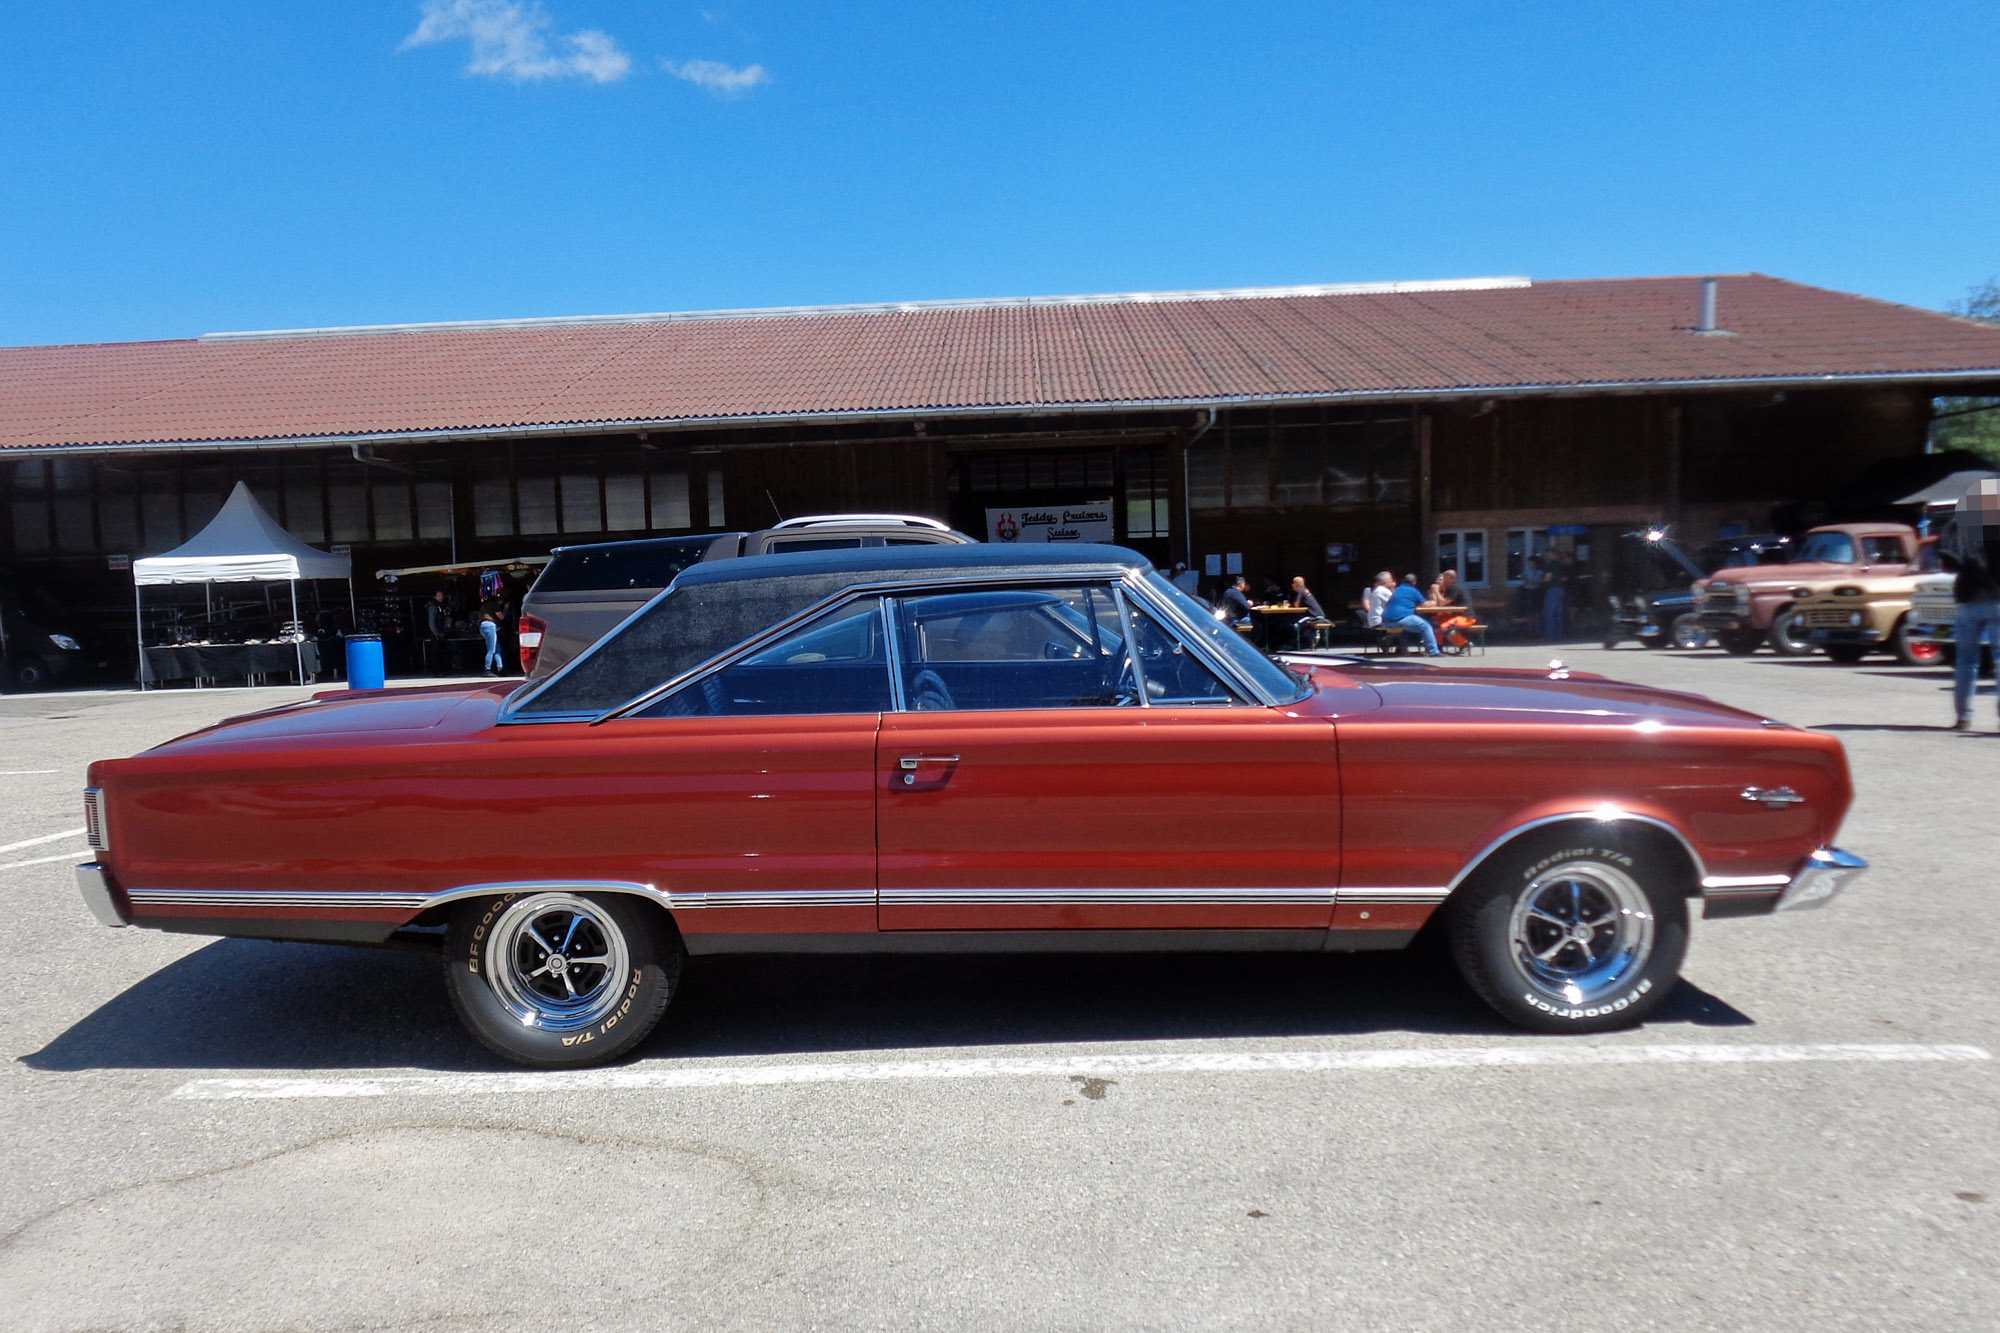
[1697,278,1718,333]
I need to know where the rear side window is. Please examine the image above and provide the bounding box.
[636,600,890,718]
[762,536,867,553]
[533,538,718,592]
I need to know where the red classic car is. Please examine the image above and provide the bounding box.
[76,545,1866,1067]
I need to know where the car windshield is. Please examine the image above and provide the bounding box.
[1795,532,1857,564]
[1142,572,1309,702]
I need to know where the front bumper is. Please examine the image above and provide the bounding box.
[76,862,128,927]
[1695,610,1751,630]
[1701,847,1867,917]
[1805,627,1887,646]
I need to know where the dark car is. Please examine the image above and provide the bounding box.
[518,515,974,677]
[1,585,89,691]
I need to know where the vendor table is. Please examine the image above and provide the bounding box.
[140,642,320,686]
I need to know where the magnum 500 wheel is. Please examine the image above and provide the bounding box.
[1449,831,1689,1033]
[444,891,681,1067]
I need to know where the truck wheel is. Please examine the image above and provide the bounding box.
[1717,628,1763,656]
[1670,615,1711,650]
[4,657,50,691]
[1448,830,1689,1032]
[1822,645,1868,664]
[444,890,682,1068]
[1891,617,1944,667]
[1766,609,1814,657]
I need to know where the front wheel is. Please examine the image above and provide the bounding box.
[1670,614,1711,650]
[1767,608,1814,657]
[1448,832,1689,1032]
[444,890,682,1067]
[1717,627,1763,656]
[1891,616,1944,667]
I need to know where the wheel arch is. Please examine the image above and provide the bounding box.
[409,880,686,940]
[1443,810,1706,906]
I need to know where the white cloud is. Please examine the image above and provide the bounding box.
[402,1,632,83]
[663,58,771,97]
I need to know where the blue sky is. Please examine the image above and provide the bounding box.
[0,1,1993,346]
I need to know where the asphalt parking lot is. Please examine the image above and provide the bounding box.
[1,646,1994,1332]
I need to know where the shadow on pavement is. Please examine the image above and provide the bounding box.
[24,935,1753,1073]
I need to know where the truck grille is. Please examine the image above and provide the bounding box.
[83,788,109,853]
[1702,587,1742,611]
[1910,596,1956,625]
[1804,607,1861,628]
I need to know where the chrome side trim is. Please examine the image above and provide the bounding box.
[1776,847,1866,911]
[667,889,875,909]
[880,886,1337,906]
[1335,886,1453,905]
[1445,809,1710,894]
[128,888,433,911]
[76,863,128,927]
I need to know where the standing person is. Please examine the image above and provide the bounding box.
[1219,576,1255,626]
[1942,480,2000,730]
[426,589,452,640]
[1541,549,1570,640]
[1517,556,1549,635]
[478,596,506,676]
[1364,571,1395,627]
[1289,575,1326,618]
[1382,576,1441,655]
[1170,562,1201,597]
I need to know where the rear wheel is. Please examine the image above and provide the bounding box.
[1822,644,1868,664]
[1891,616,1944,667]
[444,890,681,1067]
[1767,608,1814,657]
[1448,830,1689,1032]
[1717,628,1763,656]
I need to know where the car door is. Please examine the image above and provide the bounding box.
[876,582,1341,933]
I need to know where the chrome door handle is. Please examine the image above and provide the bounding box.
[898,755,960,770]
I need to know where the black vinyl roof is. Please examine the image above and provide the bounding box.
[510,542,1154,718]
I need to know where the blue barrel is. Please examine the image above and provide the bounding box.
[344,634,386,690]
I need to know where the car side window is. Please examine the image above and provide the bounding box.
[892,585,1138,711]
[1862,536,1904,563]
[634,599,890,717]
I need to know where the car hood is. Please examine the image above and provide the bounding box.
[145,682,515,753]
[1298,662,1776,730]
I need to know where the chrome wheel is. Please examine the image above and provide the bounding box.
[483,893,632,1032]
[1506,862,1656,1009]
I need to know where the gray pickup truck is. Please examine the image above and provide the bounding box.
[518,515,974,678]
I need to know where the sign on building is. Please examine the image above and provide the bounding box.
[984,502,1114,544]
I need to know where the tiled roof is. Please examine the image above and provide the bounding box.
[4,274,1999,451]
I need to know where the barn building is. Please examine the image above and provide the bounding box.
[5,272,2000,642]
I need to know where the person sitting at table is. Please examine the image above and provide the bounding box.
[1288,576,1326,619]
[1363,571,1395,627]
[1381,577,1441,655]
[1219,576,1255,626]
[1427,568,1467,607]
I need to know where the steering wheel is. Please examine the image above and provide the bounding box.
[908,669,956,711]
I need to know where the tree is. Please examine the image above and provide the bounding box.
[1933,279,2000,465]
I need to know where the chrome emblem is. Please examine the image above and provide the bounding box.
[1740,785,1805,809]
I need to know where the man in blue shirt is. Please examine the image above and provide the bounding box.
[1382,578,1441,654]
[1220,576,1256,626]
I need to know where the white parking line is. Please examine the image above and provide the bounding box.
[0,828,85,856]
[172,1042,1991,1101]
[0,770,59,776]
[0,851,83,872]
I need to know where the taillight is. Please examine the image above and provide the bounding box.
[518,613,546,673]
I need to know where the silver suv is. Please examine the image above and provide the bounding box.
[519,515,973,678]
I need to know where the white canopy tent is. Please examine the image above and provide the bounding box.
[132,481,354,688]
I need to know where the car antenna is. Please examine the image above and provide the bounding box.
[766,490,785,523]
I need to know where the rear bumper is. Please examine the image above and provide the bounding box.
[1701,847,1867,918]
[76,862,128,927]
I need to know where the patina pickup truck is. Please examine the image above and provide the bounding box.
[1796,540,1944,665]
[1693,522,1919,656]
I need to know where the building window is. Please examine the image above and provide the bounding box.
[1436,529,1487,587]
[1505,528,1552,584]
[1124,449,1169,539]
[706,467,726,527]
